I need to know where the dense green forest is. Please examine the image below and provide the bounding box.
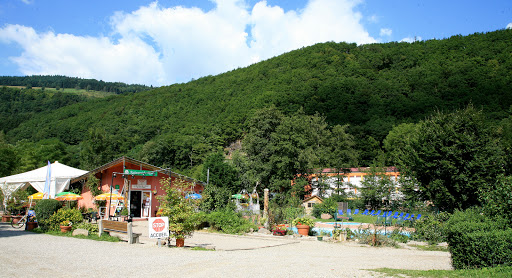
[0,87,93,134]
[1,29,511,187]
[0,75,152,94]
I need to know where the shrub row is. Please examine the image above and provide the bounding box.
[451,229,512,269]
[446,209,510,269]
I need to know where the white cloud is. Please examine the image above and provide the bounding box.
[380,28,392,37]
[0,24,165,85]
[0,0,376,86]
[507,23,512,29]
[20,0,33,4]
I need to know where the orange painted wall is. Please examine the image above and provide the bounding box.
[78,162,203,218]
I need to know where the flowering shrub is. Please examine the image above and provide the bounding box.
[60,220,72,226]
[47,208,83,231]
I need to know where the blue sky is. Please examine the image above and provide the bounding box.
[0,0,510,86]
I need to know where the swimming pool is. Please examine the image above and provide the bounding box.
[325,222,364,226]
[290,226,411,237]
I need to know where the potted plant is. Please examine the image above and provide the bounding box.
[2,213,12,223]
[292,216,316,236]
[317,230,329,241]
[25,211,38,230]
[157,178,201,247]
[47,208,83,232]
[272,224,288,236]
[119,206,129,220]
[59,220,73,233]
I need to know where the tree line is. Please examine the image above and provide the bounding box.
[0,75,152,94]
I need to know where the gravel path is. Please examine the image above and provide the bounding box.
[0,222,451,277]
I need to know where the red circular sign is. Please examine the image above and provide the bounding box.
[152,218,165,232]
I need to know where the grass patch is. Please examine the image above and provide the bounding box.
[316,214,378,224]
[190,246,215,251]
[3,85,115,98]
[370,265,512,278]
[408,244,449,252]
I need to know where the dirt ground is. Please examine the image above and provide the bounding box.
[0,222,451,277]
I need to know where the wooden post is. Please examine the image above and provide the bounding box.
[263,188,269,228]
[127,222,133,244]
[98,219,103,237]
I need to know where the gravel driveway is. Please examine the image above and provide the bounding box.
[0,222,451,277]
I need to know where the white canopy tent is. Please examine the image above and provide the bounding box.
[0,161,87,208]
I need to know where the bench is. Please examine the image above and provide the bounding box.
[98,220,141,244]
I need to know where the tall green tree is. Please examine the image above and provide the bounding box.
[242,106,284,192]
[327,124,358,196]
[359,165,397,210]
[201,152,240,194]
[385,107,506,212]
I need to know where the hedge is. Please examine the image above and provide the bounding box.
[450,229,512,269]
[446,209,510,269]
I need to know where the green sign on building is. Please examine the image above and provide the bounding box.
[123,169,158,177]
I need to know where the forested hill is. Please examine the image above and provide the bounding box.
[0,75,152,94]
[3,29,512,174]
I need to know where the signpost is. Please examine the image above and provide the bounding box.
[123,169,158,177]
[149,217,169,247]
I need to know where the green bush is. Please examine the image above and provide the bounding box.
[34,199,62,231]
[312,197,338,218]
[74,222,99,233]
[482,175,512,224]
[389,228,410,244]
[268,203,303,227]
[451,229,512,269]
[46,208,83,231]
[352,227,398,247]
[446,208,509,269]
[204,209,257,234]
[412,212,451,245]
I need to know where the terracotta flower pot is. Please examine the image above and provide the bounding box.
[60,225,72,233]
[2,215,12,222]
[296,224,310,236]
[176,238,185,247]
[27,222,38,231]
[11,216,22,224]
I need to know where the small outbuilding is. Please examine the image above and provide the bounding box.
[302,195,324,215]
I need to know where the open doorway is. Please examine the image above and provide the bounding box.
[130,191,141,218]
